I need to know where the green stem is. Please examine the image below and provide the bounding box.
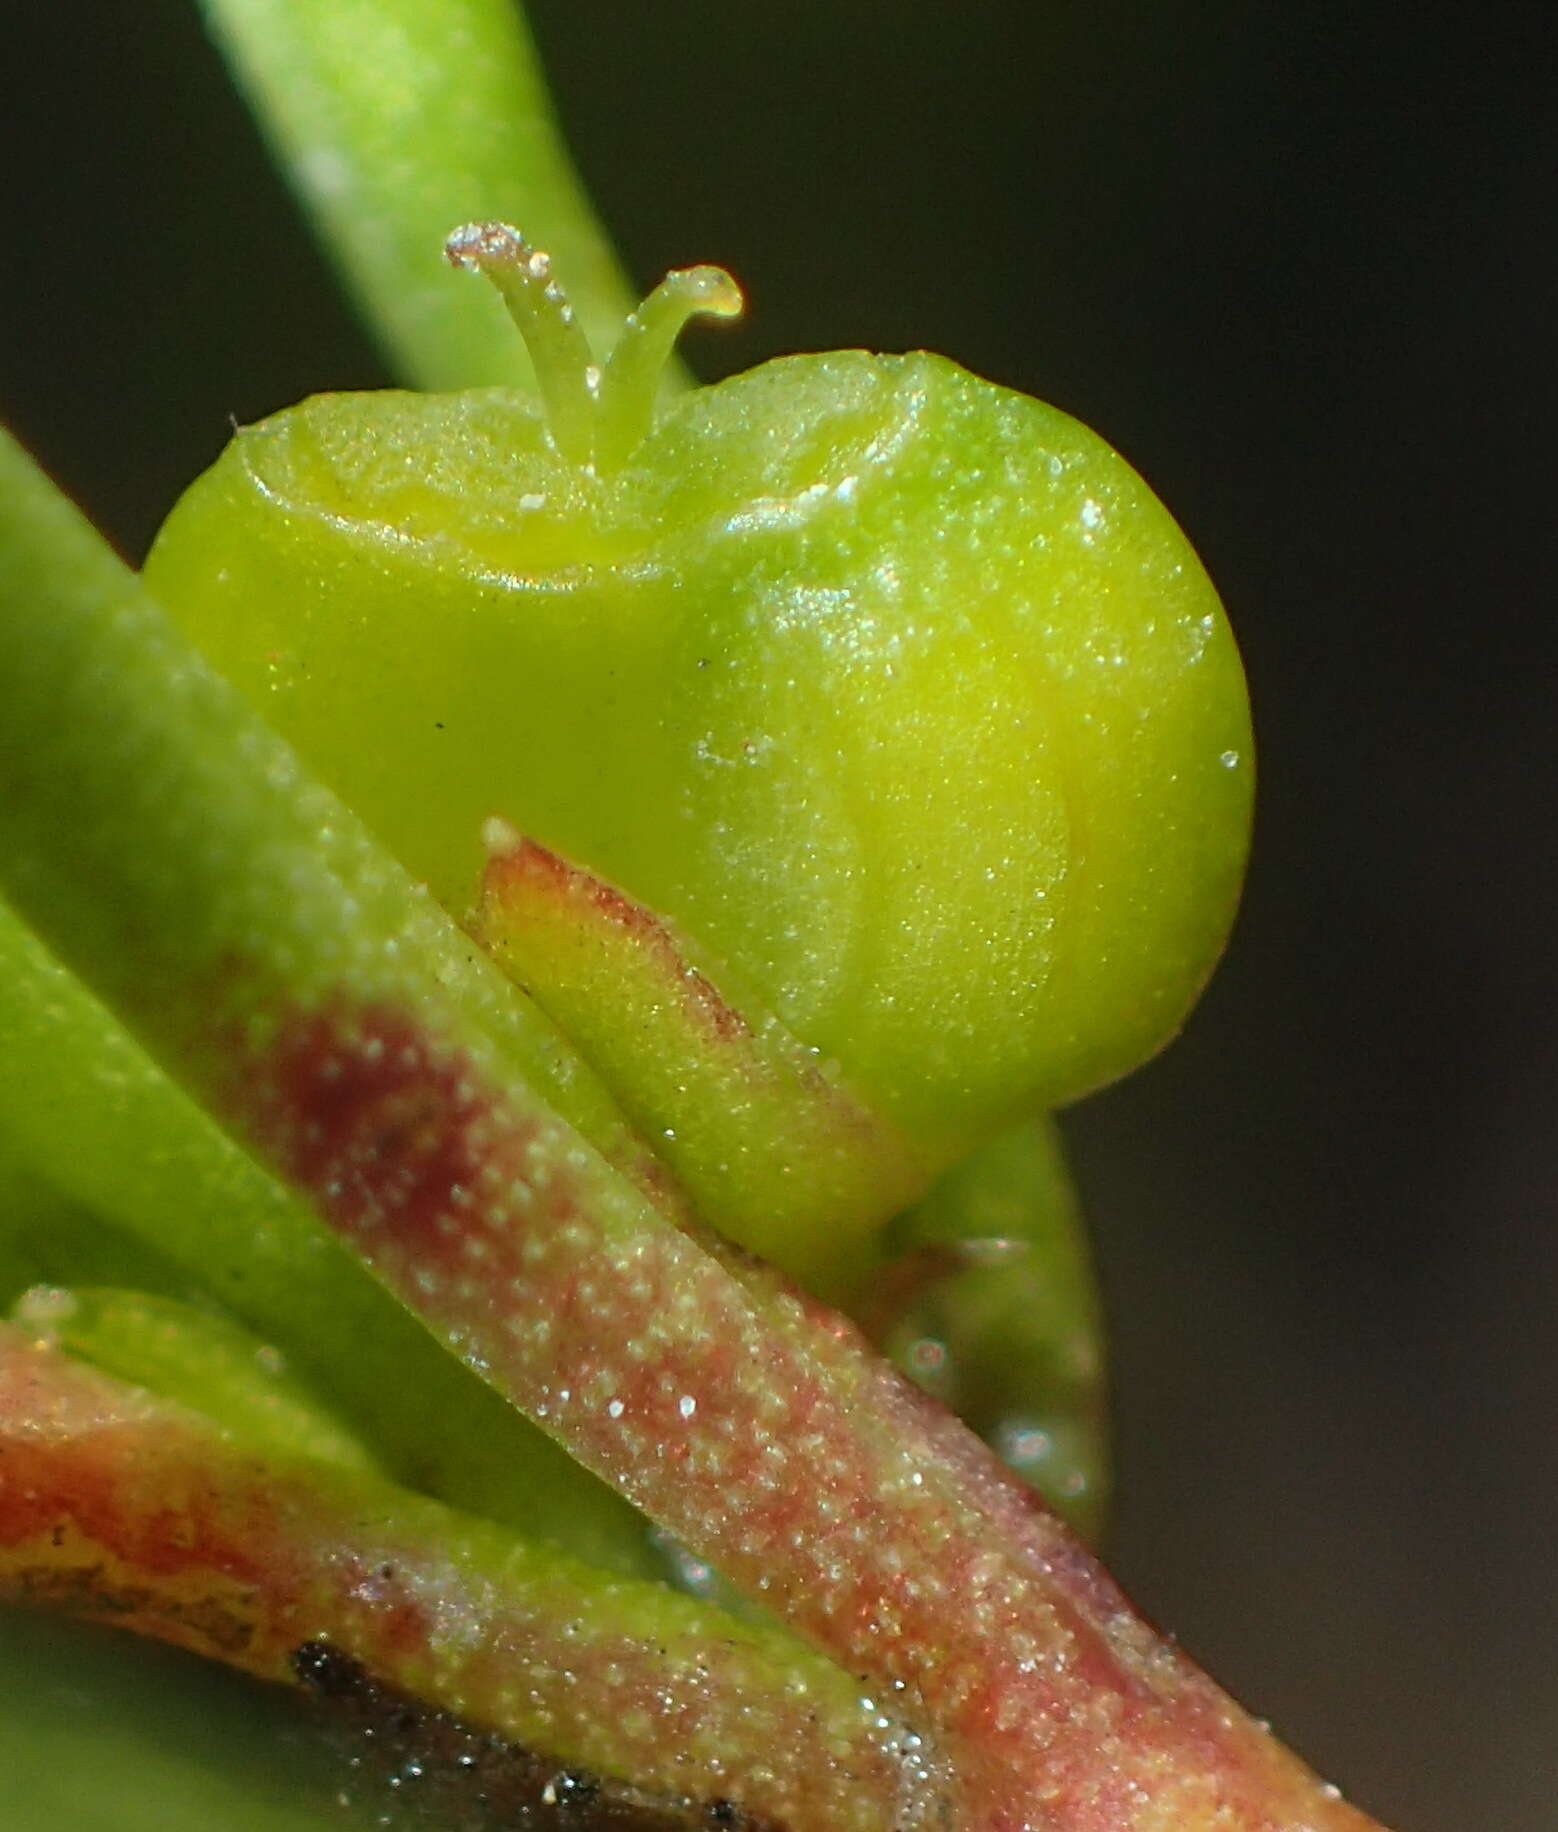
[199,0,636,389]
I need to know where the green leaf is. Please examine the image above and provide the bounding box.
[474,831,923,1305]
[198,0,636,388]
[0,889,658,1578]
[878,1115,1110,1540]
[8,1286,385,1473]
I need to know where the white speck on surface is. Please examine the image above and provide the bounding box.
[481,815,521,855]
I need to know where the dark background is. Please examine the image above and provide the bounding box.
[1,4,1554,1828]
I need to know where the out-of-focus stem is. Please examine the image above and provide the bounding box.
[199,0,637,389]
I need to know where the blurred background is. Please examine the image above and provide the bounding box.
[1,3,1553,1828]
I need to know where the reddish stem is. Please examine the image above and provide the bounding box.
[227,992,1389,1832]
[0,1329,932,1831]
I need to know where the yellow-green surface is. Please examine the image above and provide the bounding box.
[148,349,1251,1175]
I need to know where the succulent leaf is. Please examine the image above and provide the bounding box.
[873,1115,1109,1539]
[475,830,922,1303]
[0,1327,930,1832]
[0,886,657,1577]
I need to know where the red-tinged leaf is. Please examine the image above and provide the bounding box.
[475,832,922,1301]
[0,1327,942,1832]
[233,992,1387,1832]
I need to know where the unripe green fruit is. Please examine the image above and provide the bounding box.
[145,226,1251,1176]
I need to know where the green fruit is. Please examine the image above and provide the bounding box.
[145,224,1251,1178]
